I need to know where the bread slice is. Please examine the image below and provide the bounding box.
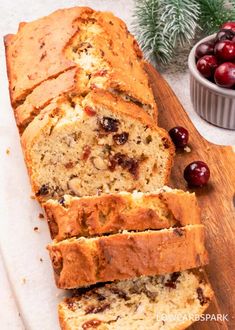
[21,90,174,203]
[44,187,201,241]
[58,269,213,330]
[47,225,208,289]
[4,7,157,132]
[14,68,78,133]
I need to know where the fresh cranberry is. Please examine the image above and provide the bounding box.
[221,22,235,32]
[214,62,235,88]
[169,127,189,148]
[196,55,218,78]
[215,29,235,42]
[214,40,235,61]
[184,161,210,187]
[195,42,214,59]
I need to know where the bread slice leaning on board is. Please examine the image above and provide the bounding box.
[4,6,213,330]
[47,225,208,289]
[44,188,201,241]
[58,269,213,330]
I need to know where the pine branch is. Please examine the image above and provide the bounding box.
[132,0,199,64]
[161,0,199,47]
[132,0,174,64]
[198,0,235,34]
[132,0,235,65]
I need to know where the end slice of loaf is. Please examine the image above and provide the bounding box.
[22,90,174,203]
[47,225,208,289]
[5,7,157,131]
[58,269,213,330]
[44,187,201,241]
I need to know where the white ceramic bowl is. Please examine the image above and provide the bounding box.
[188,34,235,130]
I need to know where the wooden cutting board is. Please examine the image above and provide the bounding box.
[145,63,235,330]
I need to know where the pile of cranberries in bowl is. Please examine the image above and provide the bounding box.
[196,22,235,89]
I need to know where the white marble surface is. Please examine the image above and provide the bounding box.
[0,1,234,330]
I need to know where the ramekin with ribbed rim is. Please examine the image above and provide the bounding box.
[188,34,235,130]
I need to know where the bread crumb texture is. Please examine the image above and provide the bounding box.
[58,270,213,330]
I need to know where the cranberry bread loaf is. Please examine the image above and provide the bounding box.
[58,269,213,330]
[47,225,208,289]
[44,188,201,241]
[4,7,157,132]
[21,90,174,203]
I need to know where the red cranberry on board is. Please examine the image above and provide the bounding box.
[169,127,189,148]
[214,40,235,61]
[196,55,218,79]
[184,161,210,187]
[221,22,235,32]
[195,42,214,59]
[214,62,235,88]
[215,29,235,42]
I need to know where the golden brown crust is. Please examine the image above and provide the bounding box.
[85,89,156,128]
[15,68,78,132]
[5,7,157,130]
[47,225,208,289]
[4,7,93,105]
[73,11,157,113]
[161,190,201,226]
[44,190,201,241]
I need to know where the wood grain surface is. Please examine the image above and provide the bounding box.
[145,63,235,330]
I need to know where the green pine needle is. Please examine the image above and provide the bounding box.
[198,0,235,34]
[132,0,199,64]
[161,0,199,46]
[132,0,174,64]
[133,0,235,65]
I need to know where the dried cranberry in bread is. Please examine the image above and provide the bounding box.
[58,269,213,330]
[44,188,201,241]
[4,7,157,132]
[47,225,208,289]
[21,90,174,203]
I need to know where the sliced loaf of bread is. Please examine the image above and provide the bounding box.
[21,90,174,203]
[4,7,157,132]
[58,269,213,330]
[44,188,201,241]
[47,225,208,289]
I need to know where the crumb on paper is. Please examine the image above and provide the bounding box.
[33,226,39,232]
[184,146,191,153]
[39,213,44,219]
[40,257,43,262]
[206,146,211,152]
[6,148,10,155]
[30,195,36,200]
[21,278,26,284]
